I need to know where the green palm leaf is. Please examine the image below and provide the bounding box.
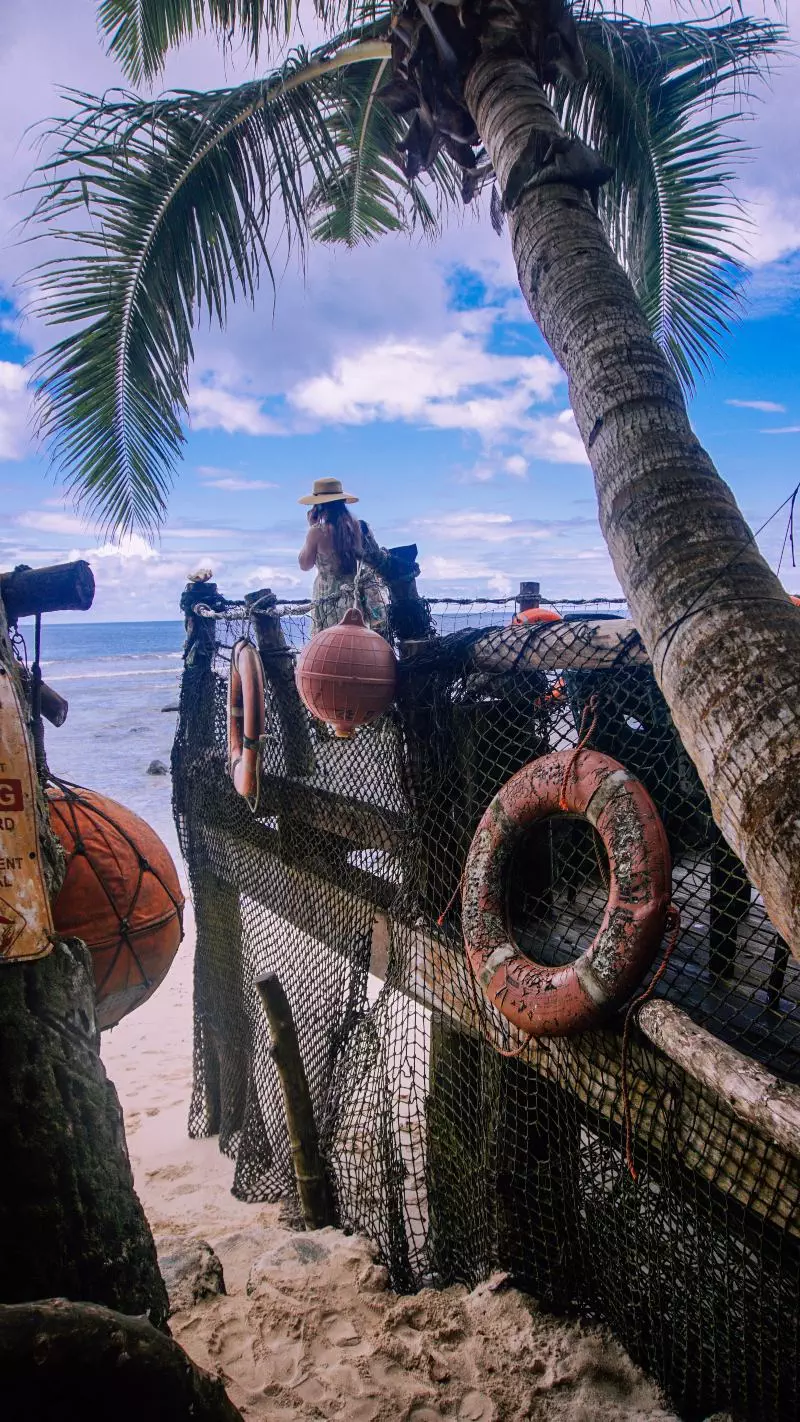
[27,40,389,536]
[307,58,461,245]
[98,0,385,82]
[562,14,783,390]
[99,1,290,82]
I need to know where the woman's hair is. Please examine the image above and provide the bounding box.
[312,499,363,576]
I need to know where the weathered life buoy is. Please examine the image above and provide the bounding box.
[462,749,671,1037]
[227,639,265,802]
[513,607,561,626]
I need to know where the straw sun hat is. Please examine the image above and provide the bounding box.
[298,477,359,506]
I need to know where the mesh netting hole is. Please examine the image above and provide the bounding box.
[507,818,608,967]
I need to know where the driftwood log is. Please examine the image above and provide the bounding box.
[636,999,800,1161]
[0,1298,242,1422]
[0,560,95,623]
[256,973,335,1228]
[471,618,647,673]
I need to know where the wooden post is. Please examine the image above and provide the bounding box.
[517,580,540,615]
[374,544,433,644]
[255,973,335,1229]
[0,561,95,623]
[246,589,314,779]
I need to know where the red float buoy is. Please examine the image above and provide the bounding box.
[47,785,184,1030]
[295,608,397,738]
[513,607,561,626]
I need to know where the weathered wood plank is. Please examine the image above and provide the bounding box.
[197,825,396,944]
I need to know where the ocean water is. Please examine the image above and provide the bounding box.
[34,620,185,857]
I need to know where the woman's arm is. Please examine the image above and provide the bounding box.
[298,522,321,572]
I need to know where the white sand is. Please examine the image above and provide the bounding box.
[101,916,684,1422]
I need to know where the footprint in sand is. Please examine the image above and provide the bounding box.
[457,1391,497,1422]
[146,1162,191,1182]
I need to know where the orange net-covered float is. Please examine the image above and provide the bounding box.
[295,608,397,738]
[47,785,184,1030]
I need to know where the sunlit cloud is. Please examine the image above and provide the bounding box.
[727,399,787,414]
[0,361,31,461]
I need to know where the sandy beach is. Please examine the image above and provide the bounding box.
[101,909,687,1422]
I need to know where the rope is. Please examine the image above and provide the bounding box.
[620,904,682,1183]
[559,694,599,812]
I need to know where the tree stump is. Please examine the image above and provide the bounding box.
[0,599,168,1327]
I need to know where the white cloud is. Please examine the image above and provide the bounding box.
[164,526,235,539]
[290,327,562,443]
[189,383,284,436]
[762,426,800,435]
[726,399,787,414]
[200,476,278,491]
[420,554,514,595]
[740,191,800,268]
[524,410,588,466]
[421,512,552,545]
[0,362,31,461]
[246,564,303,589]
[504,455,527,478]
[16,510,90,535]
[88,534,158,562]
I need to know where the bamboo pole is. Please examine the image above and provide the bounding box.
[255,973,335,1229]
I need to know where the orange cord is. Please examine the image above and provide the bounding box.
[559,694,599,811]
[620,904,681,1182]
[437,878,463,928]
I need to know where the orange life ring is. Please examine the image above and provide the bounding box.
[462,750,671,1037]
[227,639,265,803]
[513,607,561,626]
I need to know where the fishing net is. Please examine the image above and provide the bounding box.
[172,589,799,1422]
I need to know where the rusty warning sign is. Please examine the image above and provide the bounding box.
[0,663,54,962]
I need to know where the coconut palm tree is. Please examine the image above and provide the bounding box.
[28,1,800,955]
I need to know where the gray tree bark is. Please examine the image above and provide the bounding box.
[0,603,168,1325]
[465,51,800,955]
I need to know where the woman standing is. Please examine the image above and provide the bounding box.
[298,478,386,634]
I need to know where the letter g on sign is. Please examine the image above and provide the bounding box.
[0,779,23,813]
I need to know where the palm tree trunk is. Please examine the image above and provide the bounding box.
[465,52,800,956]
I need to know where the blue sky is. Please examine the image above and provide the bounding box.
[0,1,798,621]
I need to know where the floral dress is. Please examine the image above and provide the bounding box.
[312,522,387,635]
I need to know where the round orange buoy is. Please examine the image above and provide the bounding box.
[462,750,671,1037]
[295,607,397,738]
[513,607,561,626]
[47,786,184,1031]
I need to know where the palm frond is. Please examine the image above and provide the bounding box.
[27,40,389,536]
[98,0,290,82]
[98,0,389,83]
[307,58,462,245]
[562,14,784,391]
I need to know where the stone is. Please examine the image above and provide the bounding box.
[147,759,169,776]
[157,1237,226,1313]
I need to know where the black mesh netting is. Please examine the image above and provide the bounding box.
[172,594,800,1422]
